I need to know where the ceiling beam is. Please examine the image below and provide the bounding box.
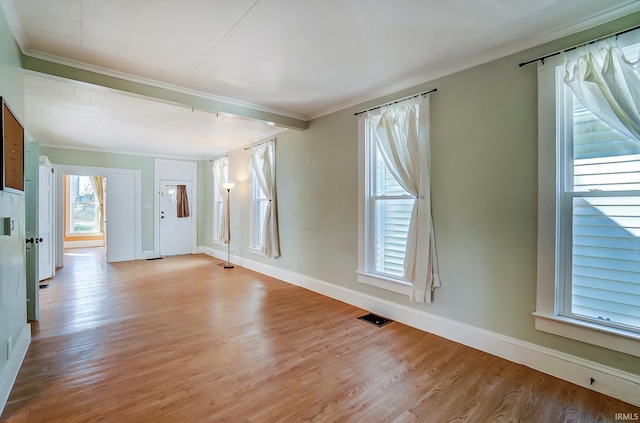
[21,54,309,131]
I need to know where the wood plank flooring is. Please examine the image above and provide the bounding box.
[2,249,638,422]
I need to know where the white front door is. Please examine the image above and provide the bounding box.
[38,165,55,281]
[159,180,192,257]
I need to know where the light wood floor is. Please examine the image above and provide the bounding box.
[2,249,638,422]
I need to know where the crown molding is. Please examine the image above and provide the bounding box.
[308,3,640,120]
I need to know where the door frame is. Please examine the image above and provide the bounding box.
[154,159,198,257]
[54,164,142,266]
[39,164,55,281]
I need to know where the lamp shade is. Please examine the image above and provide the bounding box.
[222,182,235,190]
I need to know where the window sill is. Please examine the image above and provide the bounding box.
[356,271,412,296]
[248,247,264,256]
[533,312,640,357]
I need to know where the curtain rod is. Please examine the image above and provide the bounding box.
[244,137,275,151]
[354,88,437,116]
[208,153,229,162]
[518,24,640,68]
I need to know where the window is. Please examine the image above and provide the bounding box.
[66,175,99,235]
[250,176,269,251]
[368,131,414,278]
[248,140,279,257]
[535,34,640,356]
[356,96,435,297]
[212,156,228,244]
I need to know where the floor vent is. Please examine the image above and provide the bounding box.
[358,313,393,328]
[39,284,49,289]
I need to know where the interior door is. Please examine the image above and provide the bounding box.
[159,180,192,256]
[24,142,39,321]
[39,165,55,281]
[105,172,137,262]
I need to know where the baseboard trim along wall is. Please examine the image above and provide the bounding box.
[198,246,640,407]
[64,240,104,249]
[0,324,31,414]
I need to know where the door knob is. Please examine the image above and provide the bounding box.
[35,238,43,243]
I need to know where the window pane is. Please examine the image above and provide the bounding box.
[257,199,268,247]
[374,145,408,196]
[70,175,98,234]
[214,201,223,240]
[571,196,640,330]
[73,175,96,203]
[373,198,414,277]
[73,203,97,232]
[572,97,640,192]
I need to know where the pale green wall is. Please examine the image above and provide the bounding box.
[0,2,27,395]
[199,11,640,375]
[39,147,157,251]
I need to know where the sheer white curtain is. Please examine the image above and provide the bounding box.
[212,157,229,243]
[564,41,640,143]
[372,95,439,303]
[89,176,104,233]
[249,140,280,258]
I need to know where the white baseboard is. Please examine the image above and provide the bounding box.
[64,239,104,248]
[197,246,640,406]
[0,324,31,415]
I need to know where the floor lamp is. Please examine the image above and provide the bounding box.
[222,182,235,269]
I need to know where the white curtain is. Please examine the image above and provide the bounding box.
[212,157,229,244]
[564,41,640,143]
[89,176,104,233]
[249,140,280,258]
[372,95,440,303]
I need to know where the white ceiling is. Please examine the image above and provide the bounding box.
[5,0,640,159]
[24,73,286,158]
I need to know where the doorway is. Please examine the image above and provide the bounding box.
[153,159,198,258]
[62,174,106,260]
[54,165,142,266]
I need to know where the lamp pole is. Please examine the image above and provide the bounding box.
[222,182,235,269]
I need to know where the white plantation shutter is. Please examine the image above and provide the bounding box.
[564,97,640,331]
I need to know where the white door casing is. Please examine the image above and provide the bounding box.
[54,165,142,264]
[38,165,54,281]
[159,181,192,256]
[24,142,39,321]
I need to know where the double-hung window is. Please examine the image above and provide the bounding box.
[535,33,640,356]
[66,175,99,235]
[248,140,279,257]
[366,127,414,279]
[212,156,229,244]
[250,176,269,250]
[357,95,436,298]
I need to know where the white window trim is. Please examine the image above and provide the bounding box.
[357,114,411,294]
[535,57,640,357]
